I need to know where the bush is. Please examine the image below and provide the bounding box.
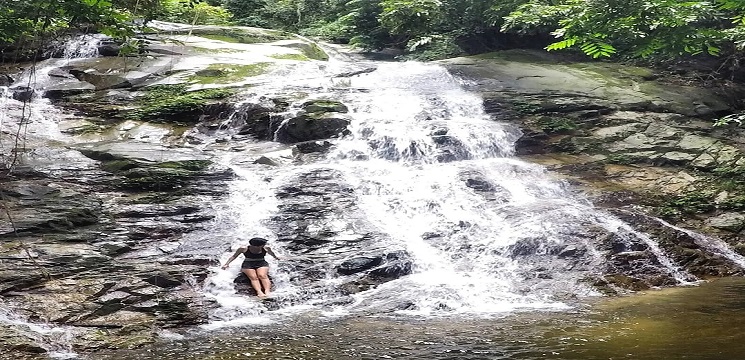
[160,0,233,25]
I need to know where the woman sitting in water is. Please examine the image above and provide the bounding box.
[221,237,281,298]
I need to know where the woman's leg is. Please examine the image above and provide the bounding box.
[256,266,271,296]
[241,268,265,297]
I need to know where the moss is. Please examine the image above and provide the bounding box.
[101,159,141,173]
[192,28,293,44]
[189,63,271,84]
[605,153,635,165]
[157,160,212,171]
[193,46,241,54]
[536,116,577,133]
[127,84,235,123]
[655,191,716,218]
[512,100,542,114]
[303,99,348,113]
[200,34,241,43]
[301,43,329,61]
[269,53,310,61]
[119,168,195,192]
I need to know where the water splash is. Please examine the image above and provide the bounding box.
[0,307,79,359]
[201,59,719,320]
[61,34,105,59]
[655,217,745,269]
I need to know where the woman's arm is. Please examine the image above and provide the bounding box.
[265,246,281,260]
[221,247,246,269]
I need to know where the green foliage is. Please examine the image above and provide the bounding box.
[189,62,272,83]
[503,0,745,59]
[715,112,745,127]
[536,116,577,133]
[657,191,716,217]
[159,0,234,25]
[0,0,138,46]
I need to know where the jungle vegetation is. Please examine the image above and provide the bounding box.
[2,0,745,63]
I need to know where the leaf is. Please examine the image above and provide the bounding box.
[545,37,577,51]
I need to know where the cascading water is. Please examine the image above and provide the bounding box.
[200,58,719,325]
[0,308,79,359]
[0,33,106,360]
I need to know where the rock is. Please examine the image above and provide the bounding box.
[98,41,122,57]
[302,99,348,114]
[254,156,280,166]
[676,134,719,152]
[441,49,731,116]
[660,151,698,164]
[274,40,329,60]
[333,67,377,78]
[43,81,96,99]
[233,102,280,140]
[74,71,131,90]
[465,178,495,192]
[47,68,75,79]
[337,256,383,275]
[368,261,413,279]
[98,242,134,256]
[706,213,745,232]
[292,140,333,154]
[0,73,13,86]
[143,273,182,288]
[557,245,581,258]
[275,113,351,144]
[10,87,34,102]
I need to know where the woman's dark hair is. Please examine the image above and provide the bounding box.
[249,237,268,246]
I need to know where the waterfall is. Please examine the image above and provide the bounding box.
[655,217,745,269]
[0,308,79,359]
[60,34,105,59]
[200,60,720,324]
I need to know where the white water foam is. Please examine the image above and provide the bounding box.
[655,217,745,269]
[201,155,304,328]
[0,308,79,359]
[201,59,717,321]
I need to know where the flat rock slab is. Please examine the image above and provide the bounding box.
[74,141,210,163]
[440,50,730,117]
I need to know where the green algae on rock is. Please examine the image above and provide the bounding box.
[127,84,235,123]
[189,63,272,84]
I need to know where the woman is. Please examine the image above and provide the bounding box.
[221,237,280,298]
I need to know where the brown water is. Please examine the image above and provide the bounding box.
[87,278,745,359]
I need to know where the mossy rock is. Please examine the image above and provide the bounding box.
[119,168,195,191]
[157,160,212,171]
[128,84,235,123]
[269,53,310,61]
[179,26,293,44]
[114,160,215,192]
[302,100,348,114]
[189,63,271,84]
[101,159,142,173]
[278,41,329,61]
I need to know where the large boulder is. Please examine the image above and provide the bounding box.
[275,113,351,144]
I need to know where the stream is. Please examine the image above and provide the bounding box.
[94,277,745,359]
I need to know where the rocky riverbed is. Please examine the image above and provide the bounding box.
[2,23,745,358]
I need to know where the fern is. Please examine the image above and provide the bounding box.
[546,36,578,51]
[579,41,616,58]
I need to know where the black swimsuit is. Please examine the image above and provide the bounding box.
[241,247,269,269]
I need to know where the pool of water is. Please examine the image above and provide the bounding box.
[84,277,745,360]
